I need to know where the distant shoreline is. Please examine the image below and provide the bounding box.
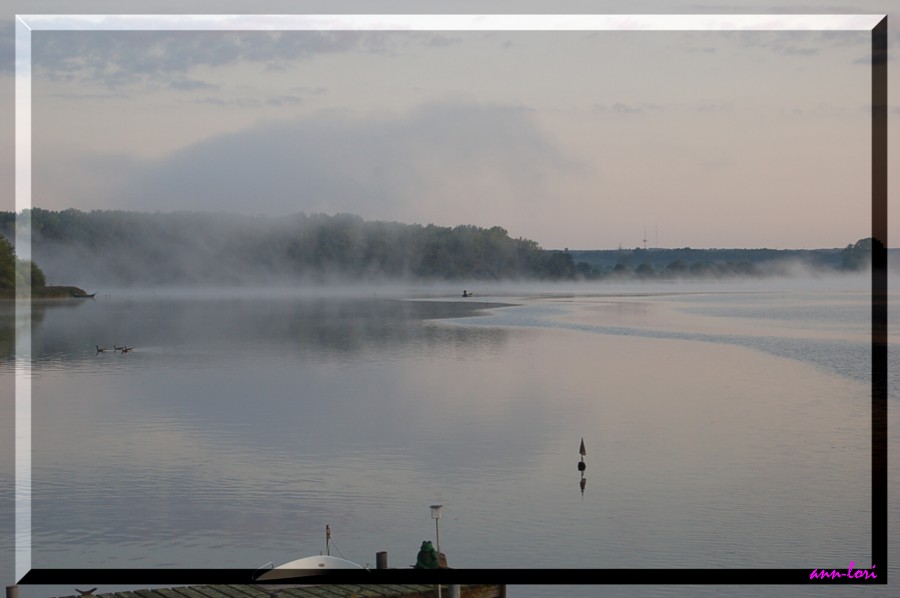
[0,285,92,300]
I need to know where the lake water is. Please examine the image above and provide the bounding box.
[1,276,897,597]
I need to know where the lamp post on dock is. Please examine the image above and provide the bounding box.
[430,504,443,598]
[430,504,443,556]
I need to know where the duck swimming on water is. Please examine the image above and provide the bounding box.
[95,345,108,353]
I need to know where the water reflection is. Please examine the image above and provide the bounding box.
[0,303,12,359]
[7,290,878,573]
[0,300,64,362]
[15,296,513,371]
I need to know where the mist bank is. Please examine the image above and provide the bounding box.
[0,209,880,288]
[1,209,570,288]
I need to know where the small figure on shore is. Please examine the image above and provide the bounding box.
[462,290,468,297]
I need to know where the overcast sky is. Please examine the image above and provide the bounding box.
[4,1,899,249]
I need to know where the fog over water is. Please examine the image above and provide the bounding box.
[0,272,895,598]
[6,208,884,291]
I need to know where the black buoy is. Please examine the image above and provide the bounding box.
[578,437,586,471]
[579,437,586,457]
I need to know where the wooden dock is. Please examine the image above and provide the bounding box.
[38,585,506,598]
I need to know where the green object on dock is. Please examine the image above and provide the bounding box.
[413,541,440,570]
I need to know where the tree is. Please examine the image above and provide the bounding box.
[841,237,874,270]
[30,261,46,288]
[689,262,715,278]
[541,250,576,279]
[0,236,47,293]
[664,260,688,278]
[635,263,655,278]
[612,263,630,276]
[575,261,595,278]
[0,236,15,291]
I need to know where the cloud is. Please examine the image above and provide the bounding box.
[46,91,133,101]
[84,102,580,227]
[777,45,818,56]
[731,29,875,60]
[611,102,644,114]
[169,78,218,91]
[593,102,663,115]
[265,95,304,107]
[29,30,465,88]
[30,30,363,86]
[685,46,717,54]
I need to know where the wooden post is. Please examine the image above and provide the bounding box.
[376,551,388,569]
[6,586,19,598]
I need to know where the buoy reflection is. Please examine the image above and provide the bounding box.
[578,437,587,498]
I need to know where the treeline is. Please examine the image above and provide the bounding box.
[0,209,578,286]
[0,209,877,288]
[568,239,875,281]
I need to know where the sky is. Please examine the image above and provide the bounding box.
[3,1,899,251]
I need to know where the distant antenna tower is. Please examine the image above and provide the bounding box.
[643,227,647,250]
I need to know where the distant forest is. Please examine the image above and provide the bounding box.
[0,209,877,288]
[0,209,570,286]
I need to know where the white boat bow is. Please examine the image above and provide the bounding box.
[255,554,364,580]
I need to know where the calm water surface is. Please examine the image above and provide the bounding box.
[1,278,896,597]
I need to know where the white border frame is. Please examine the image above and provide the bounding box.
[14,13,885,583]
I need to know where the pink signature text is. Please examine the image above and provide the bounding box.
[810,561,877,580]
